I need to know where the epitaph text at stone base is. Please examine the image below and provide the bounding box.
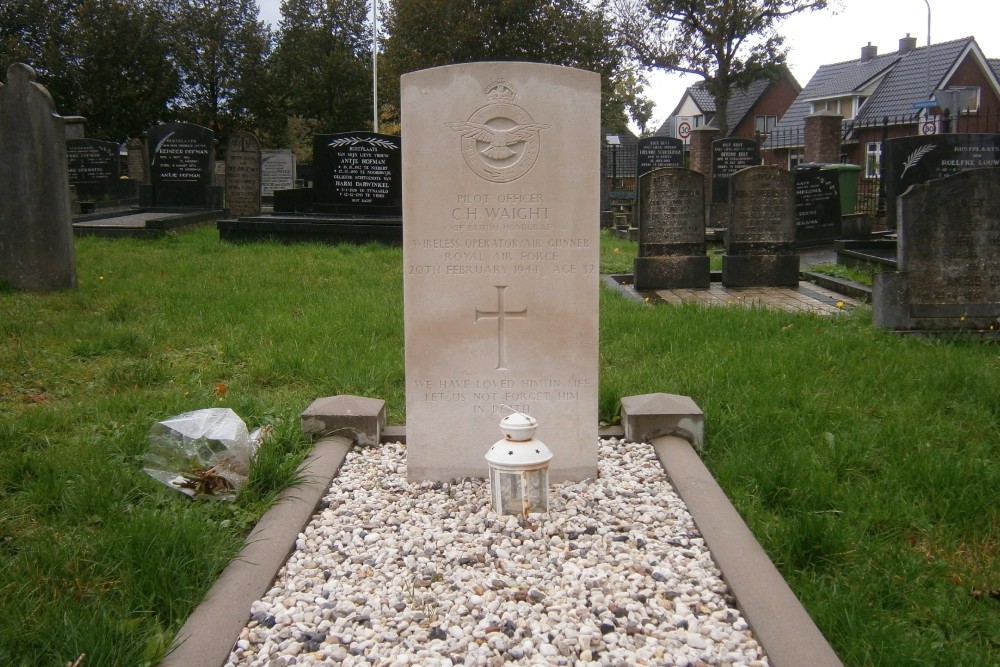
[402,62,600,483]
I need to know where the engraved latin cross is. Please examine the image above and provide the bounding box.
[475,285,527,371]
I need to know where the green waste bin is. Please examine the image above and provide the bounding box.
[820,163,862,215]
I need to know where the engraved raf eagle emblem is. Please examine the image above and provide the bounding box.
[446,121,550,160]
[446,79,549,183]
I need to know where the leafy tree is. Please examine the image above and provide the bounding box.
[380,0,646,129]
[169,0,273,142]
[1,0,179,141]
[270,0,372,136]
[67,0,180,141]
[612,0,831,134]
[0,0,79,107]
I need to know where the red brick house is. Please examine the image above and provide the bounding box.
[763,35,1000,178]
[654,68,801,143]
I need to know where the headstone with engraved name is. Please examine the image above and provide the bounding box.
[261,149,295,201]
[883,134,1000,229]
[794,169,840,245]
[225,131,261,218]
[874,169,1000,332]
[127,137,146,183]
[0,63,76,290]
[711,138,759,204]
[402,62,600,483]
[637,136,684,178]
[66,138,121,200]
[145,121,220,208]
[312,132,401,215]
[722,166,799,287]
[634,168,709,290]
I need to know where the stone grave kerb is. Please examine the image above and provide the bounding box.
[301,395,386,447]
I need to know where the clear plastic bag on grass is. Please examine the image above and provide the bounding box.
[143,408,269,501]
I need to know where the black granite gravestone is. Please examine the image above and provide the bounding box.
[145,122,220,208]
[874,168,1000,332]
[883,133,1000,229]
[794,168,840,246]
[722,166,799,287]
[637,137,684,178]
[312,132,401,216]
[711,138,759,204]
[634,168,709,290]
[66,138,121,200]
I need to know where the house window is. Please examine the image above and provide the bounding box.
[788,148,805,170]
[865,142,881,179]
[755,115,777,135]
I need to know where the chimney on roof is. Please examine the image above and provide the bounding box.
[861,42,878,63]
[899,34,917,54]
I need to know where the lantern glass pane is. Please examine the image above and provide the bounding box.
[488,467,549,516]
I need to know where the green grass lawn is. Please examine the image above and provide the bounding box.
[1,227,998,666]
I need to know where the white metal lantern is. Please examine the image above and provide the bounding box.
[485,411,553,517]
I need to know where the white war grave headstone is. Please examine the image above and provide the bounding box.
[402,62,600,483]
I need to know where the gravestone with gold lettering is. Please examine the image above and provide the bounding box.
[402,62,600,482]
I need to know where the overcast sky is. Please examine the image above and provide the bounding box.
[256,0,1000,133]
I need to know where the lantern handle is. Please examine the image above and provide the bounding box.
[498,404,530,420]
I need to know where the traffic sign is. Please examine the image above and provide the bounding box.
[911,99,937,110]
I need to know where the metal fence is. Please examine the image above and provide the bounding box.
[761,110,1000,215]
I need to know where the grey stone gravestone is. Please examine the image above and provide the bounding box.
[225,131,261,218]
[261,149,295,201]
[874,168,1000,332]
[402,62,600,483]
[145,121,220,208]
[722,166,799,287]
[882,134,1000,229]
[66,138,121,200]
[794,168,840,246]
[127,137,146,183]
[0,63,76,291]
[634,168,710,290]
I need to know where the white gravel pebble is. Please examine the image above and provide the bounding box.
[225,439,768,667]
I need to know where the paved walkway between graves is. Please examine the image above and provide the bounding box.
[611,245,867,316]
[649,281,863,315]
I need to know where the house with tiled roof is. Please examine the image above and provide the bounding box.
[654,68,800,144]
[601,126,639,192]
[763,35,1000,177]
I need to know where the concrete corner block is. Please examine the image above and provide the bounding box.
[620,393,704,450]
[301,395,385,446]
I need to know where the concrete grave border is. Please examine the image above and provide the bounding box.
[159,394,841,667]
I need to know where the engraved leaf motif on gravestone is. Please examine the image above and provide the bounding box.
[446,79,549,183]
[327,136,399,151]
[150,131,176,167]
[901,143,936,178]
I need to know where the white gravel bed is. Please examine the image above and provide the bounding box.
[225,439,768,667]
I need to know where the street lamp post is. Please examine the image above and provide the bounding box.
[372,0,379,133]
[923,0,931,98]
